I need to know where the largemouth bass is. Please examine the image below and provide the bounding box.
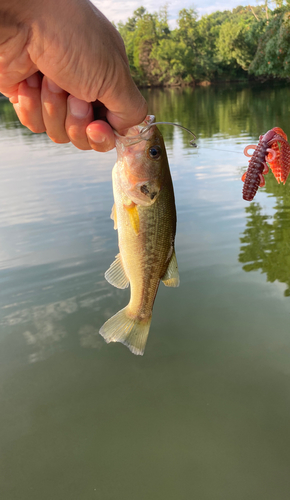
[99,115,179,355]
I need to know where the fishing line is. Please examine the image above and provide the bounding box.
[140,121,197,147]
[138,123,246,154]
[118,120,198,147]
[198,146,242,154]
[118,119,246,155]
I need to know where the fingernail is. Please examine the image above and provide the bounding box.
[69,97,90,118]
[88,129,106,144]
[47,78,63,93]
[26,74,39,88]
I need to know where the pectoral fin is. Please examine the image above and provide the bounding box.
[161,250,180,287]
[124,202,140,235]
[110,204,117,230]
[105,253,129,289]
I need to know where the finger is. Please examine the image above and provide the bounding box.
[102,75,148,135]
[41,77,69,143]
[1,73,36,104]
[65,96,94,150]
[0,82,21,103]
[13,73,46,133]
[86,120,115,152]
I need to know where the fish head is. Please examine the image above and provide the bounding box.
[115,115,168,206]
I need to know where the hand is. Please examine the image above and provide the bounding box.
[0,0,147,152]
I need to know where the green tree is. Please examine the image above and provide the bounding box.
[217,6,265,73]
[118,6,171,85]
[194,11,229,80]
[150,8,200,85]
[249,9,290,78]
[117,4,290,86]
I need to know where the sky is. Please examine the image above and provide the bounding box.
[92,0,262,26]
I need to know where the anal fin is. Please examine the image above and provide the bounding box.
[105,253,129,289]
[161,250,180,287]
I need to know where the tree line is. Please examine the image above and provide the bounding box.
[117,2,290,86]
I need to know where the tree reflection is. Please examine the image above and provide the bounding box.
[239,174,290,297]
[2,82,290,143]
[142,82,290,146]
[0,97,19,126]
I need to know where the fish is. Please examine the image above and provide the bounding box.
[242,127,290,201]
[99,115,179,355]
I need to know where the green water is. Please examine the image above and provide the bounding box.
[1,84,290,499]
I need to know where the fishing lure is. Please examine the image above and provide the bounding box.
[266,134,290,184]
[242,127,290,201]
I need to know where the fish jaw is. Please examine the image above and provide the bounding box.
[114,115,156,163]
[114,117,167,207]
[114,115,156,149]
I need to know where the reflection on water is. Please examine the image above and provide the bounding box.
[1,86,290,500]
[142,82,290,143]
[239,149,290,297]
[239,201,290,297]
[3,293,104,364]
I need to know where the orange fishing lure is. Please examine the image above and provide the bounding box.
[242,127,290,201]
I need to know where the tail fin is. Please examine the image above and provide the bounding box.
[99,307,151,356]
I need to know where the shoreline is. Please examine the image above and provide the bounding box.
[0,78,288,101]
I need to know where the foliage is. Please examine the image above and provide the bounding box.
[249,9,290,78]
[118,7,171,85]
[217,7,265,71]
[117,4,290,86]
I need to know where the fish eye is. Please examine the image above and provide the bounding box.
[148,146,161,160]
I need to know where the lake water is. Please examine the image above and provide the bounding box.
[1,84,290,499]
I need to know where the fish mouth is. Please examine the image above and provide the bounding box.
[114,116,197,149]
[114,115,156,148]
